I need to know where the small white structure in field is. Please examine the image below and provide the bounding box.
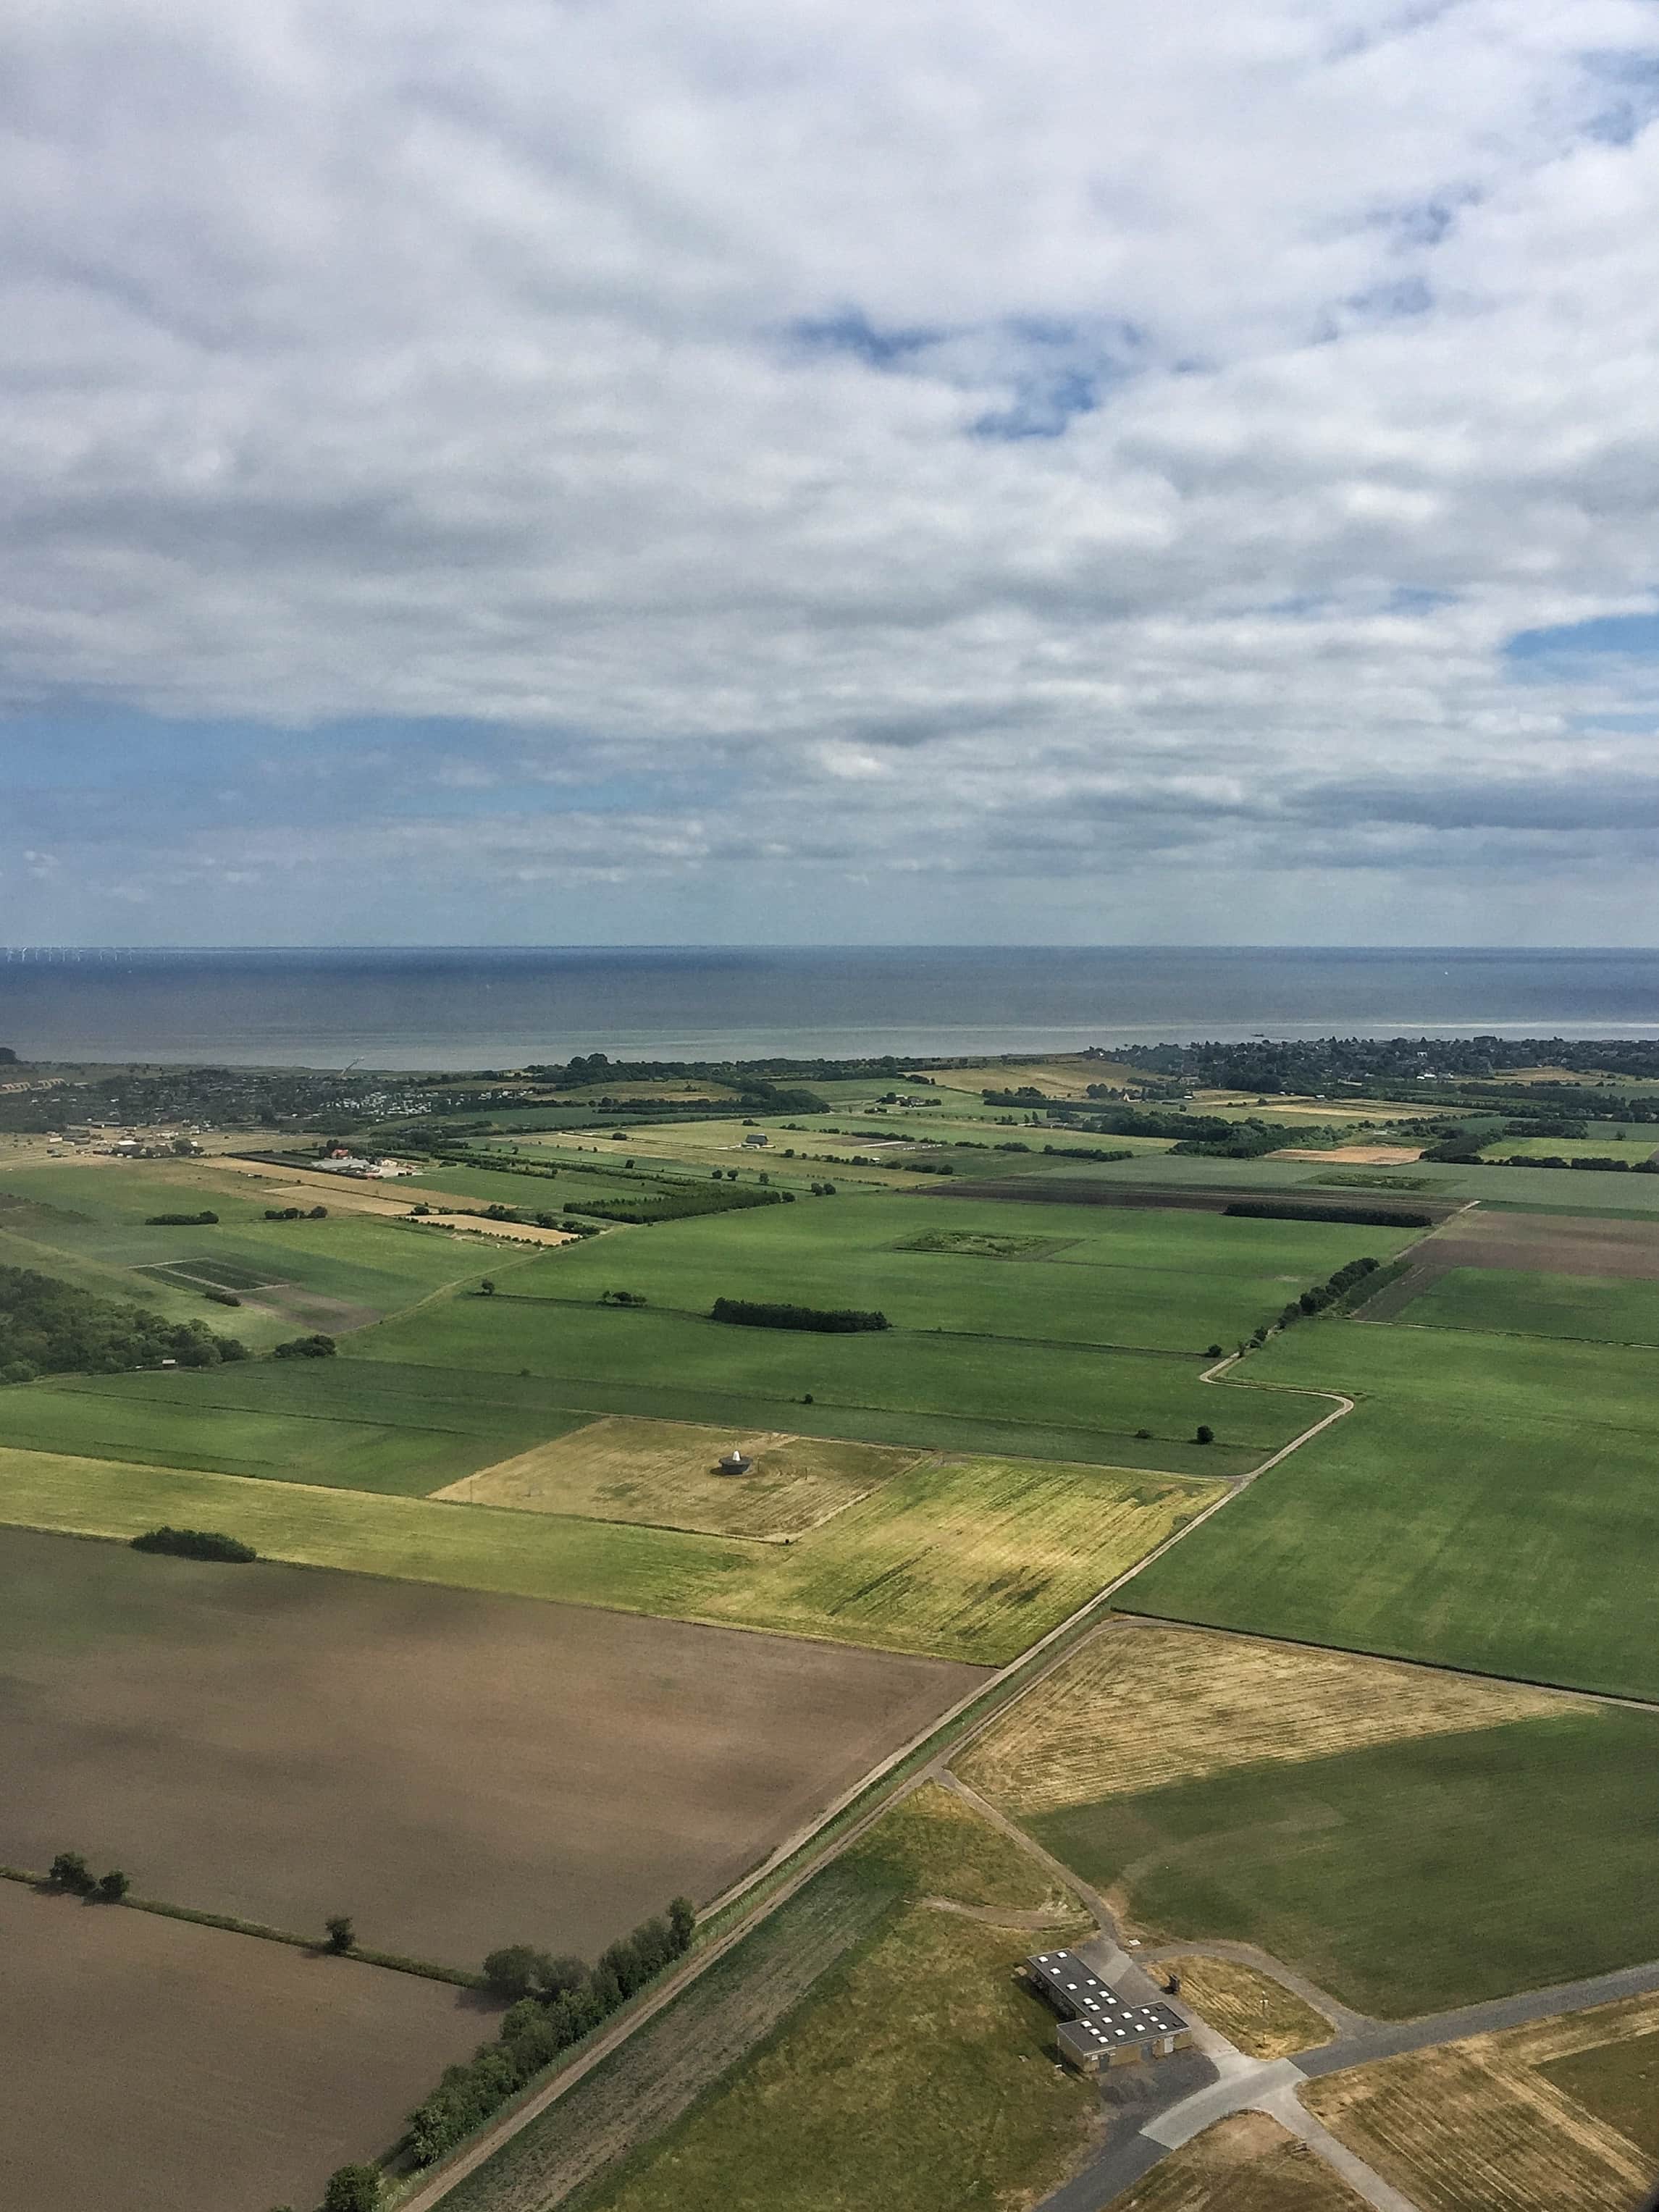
[718,1447,752,1475]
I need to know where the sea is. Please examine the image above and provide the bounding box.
[1,946,1657,1069]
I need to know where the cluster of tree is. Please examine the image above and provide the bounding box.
[598,1288,647,1305]
[1222,1200,1432,1229]
[272,1332,337,1358]
[268,2163,384,2212]
[808,1181,839,1195]
[1258,1256,1382,1341]
[264,1205,328,1220]
[131,1526,257,1563]
[710,1297,889,1332]
[906,1157,955,1173]
[1040,1145,1135,1164]
[145,1210,219,1225]
[0,1265,247,1383]
[48,1850,129,1902]
[407,1901,696,2167]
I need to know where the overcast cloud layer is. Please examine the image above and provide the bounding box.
[4,0,1659,943]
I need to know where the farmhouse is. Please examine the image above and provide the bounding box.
[1024,1949,1193,2072]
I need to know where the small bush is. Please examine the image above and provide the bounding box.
[324,1914,356,1954]
[131,1527,256,1563]
[322,2167,382,2212]
[97,1870,130,1903]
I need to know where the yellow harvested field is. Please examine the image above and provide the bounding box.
[1113,2113,1370,2211]
[954,1623,1572,1814]
[434,1415,920,1539]
[1304,1995,1659,2212]
[1160,1955,1333,2060]
[1272,1146,1424,1164]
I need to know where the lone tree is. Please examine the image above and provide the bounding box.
[1194,1424,1214,1445]
[49,1851,95,1896]
[96,1870,130,1903]
[322,2166,382,2211]
[479,1279,496,1297]
[324,1914,356,1954]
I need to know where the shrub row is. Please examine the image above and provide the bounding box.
[1261,1256,1381,1341]
[1222,1200,1432,1228]
[144,1211,219,1225]
[710,1297,889,1333]
[407,1900,695,2167]
[131,1526,257,1563]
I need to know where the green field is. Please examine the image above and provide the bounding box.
[487,1784,1098,2212]
[1477,1130,1659,1162]
[484,1190,1414,1353]
[1540,2028,1659,2161]
[0,1374,581,1492]
[1029,1708,1659,2016]
[0,1441,1220,1664]
[1122,1318,1659,1699]
[1395,1266,1659,1345]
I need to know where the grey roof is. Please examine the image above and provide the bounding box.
[1026,1950,1188,2051]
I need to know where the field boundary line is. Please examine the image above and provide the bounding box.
[0,1866,479,1987]
[395,1355,1365,2208]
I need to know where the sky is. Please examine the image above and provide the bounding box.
[4,0,1659,946]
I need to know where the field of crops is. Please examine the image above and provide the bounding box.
[508,1783,1097,2212]
[0,1439,1219,1662]
[1395,1264,1659,1344]
[956,1623,1568,1814]
[1027,1707,1659,2015]
[437,1418,919,1539]
[1306,1991,1659,2212]
[1122,1316,1659,1699]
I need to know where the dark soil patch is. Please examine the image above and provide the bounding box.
[0,1526,983,1972]
[1356,1209,1659,1321]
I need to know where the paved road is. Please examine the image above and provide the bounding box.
[1035,1951,1659,2212]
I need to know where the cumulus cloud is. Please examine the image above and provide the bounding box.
[2,0,1659,941]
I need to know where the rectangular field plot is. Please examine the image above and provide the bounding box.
[0,1374,560,1494]
[1122,1319,1659,1699]
[1025,1708,1659,2017]
[0,1525,983,1969]
[1393,1264,1659,1344]
[137,1255,286,1291]
[435,1416,918,1537]
[0,1880,480,2212]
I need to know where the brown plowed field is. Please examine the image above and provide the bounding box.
[1356,1208,1659,1320]
[0,1879,484,2212]
[0,1526,984,1969]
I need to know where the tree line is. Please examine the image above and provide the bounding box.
[710,1297,890,1333]
[406,1899,697,2167]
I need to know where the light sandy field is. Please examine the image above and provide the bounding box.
[202,1153,581,1237]
[1305,1991,1659,2212]
[1159,1954,1332,2059]
[434,1415,920,1538]
[955,1623,1571,1814]
[0,1878,482,2212]
[1274,1146,1424,1164]
[1114,2114,1370,2212]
